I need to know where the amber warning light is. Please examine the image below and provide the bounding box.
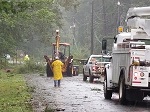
[118,26,123,33]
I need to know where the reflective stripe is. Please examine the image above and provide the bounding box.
[132,81,141,83]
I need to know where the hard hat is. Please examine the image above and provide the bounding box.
[56,30,59,33]
[55,56,59,59]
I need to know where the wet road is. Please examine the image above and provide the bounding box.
[25,74,150,112]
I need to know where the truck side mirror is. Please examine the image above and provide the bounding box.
[83,61,87,65]
[114,36,117,43]
[102,39,107,51]
[89,62,92,64]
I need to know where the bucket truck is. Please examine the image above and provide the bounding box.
[103,6,150,104]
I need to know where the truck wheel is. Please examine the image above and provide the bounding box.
[83,70,87,81]
[119,75,127,105]
[89,76,94,83]
[76,71,79,76]
[46,64,53,77]
[89,71,94,83]
[104,71,112,99]
[66,65,73,77]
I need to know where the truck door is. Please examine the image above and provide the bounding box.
[85,57,93,75]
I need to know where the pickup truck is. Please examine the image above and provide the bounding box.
[83,55,111,83]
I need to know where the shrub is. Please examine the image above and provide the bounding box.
[14,60,45,74]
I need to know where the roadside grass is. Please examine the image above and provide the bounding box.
[0,71,32,112]
[45,107,55,112]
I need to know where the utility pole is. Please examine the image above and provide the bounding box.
[102,0,106,36]
[117,1,121,27]
[73,17,75,45]
[91,0,94,55]
[72,5,76,48]
[70,17,78,50]
[70,18,76,46]
[102,0,107,54]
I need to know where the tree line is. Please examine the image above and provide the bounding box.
[0,0,78,61]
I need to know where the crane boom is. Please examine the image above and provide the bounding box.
[126,7,150,20]
[55,30,60,58]
[126,7,150,36]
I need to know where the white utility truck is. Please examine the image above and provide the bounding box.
[103,6,150,105]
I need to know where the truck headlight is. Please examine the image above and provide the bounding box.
[134,72,138,77]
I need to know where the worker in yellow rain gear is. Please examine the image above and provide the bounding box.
[51,56,64,87]
[24,54,30,64]
[24,54,30,62]
[23,54,30,72]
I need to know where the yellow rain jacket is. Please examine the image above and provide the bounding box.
[51,59,64,80]
[24,55,30,61]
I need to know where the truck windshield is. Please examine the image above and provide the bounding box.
[101,57,110,62]
[125,39,150,45]
[91,57,110,62]
[140,39,150,45]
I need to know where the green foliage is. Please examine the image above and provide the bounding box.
[45,107,55,112]
[0,57,7,69]
[56,0,80,10]
[0,0,81,61]
[27,86,35,93]
[0,0,61,59]
[71,45,90,59]
[15,60,45,74]
[0,1,29,14]
[0,71,32,112]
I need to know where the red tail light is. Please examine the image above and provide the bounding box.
[92,66,97,71]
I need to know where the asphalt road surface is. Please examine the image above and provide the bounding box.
[25,74,150,112]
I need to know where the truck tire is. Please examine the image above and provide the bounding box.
[89,76,94,83]
[83,70,87,81]
[104,71,112,99]
[89,71,94,83]
[119,75,127,105]
[46,63,53,77]
[66,65,73,77]
[75,71,79,76]
[73,69,79,76]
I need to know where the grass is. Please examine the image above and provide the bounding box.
[0,71,32,112]
[45,107,55,112]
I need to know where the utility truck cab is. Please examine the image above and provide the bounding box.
[103,6,150,105]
